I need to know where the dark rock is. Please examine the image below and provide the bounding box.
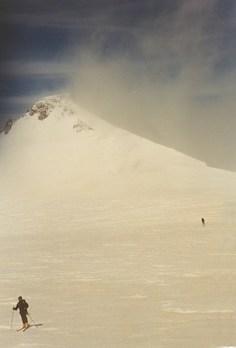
[0,118,15,134]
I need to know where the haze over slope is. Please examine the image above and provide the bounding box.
[0,94,235,200]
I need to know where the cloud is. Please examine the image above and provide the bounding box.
[0,60,73,77]
[0,95,37,106]
[0,0,134,30]
[69,0,236,170]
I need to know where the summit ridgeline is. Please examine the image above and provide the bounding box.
[0,94,94,135]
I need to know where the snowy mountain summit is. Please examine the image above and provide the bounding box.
[0,94,236,199]
[1,94,94,135]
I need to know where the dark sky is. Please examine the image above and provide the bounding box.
[0,0,236,171]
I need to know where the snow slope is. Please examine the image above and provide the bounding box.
[0,94,235,200]
[1,95,236,348]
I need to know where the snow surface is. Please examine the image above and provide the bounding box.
[0,94,236,347]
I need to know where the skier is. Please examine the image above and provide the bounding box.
[201,217,205,226]
[13,296,30,330]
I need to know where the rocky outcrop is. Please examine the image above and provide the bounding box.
[29,99,55,120]
[0,118,16,134]
[0,116,25,134]
[73,120,94,133]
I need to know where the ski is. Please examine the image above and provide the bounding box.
[16,327,24,332]
[16,323,42,332]
[23,325,31,332]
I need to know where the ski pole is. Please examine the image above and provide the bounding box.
[10,309,14,330]
[27,313,37,327]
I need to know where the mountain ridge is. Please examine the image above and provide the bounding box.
[0,94,235,200]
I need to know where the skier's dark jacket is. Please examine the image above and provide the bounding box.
[14,299,28,314]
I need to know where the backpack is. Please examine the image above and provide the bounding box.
[23,300,29,309]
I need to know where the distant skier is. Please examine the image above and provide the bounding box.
[13,296,29,330]
[201,217,205,226]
